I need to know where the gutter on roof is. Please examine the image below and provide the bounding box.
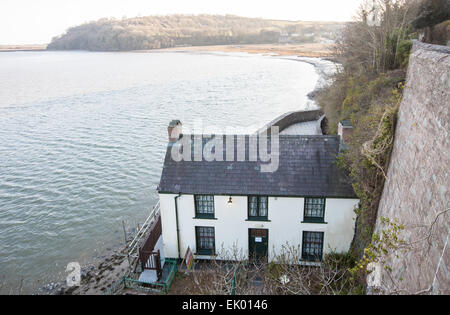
[158,191,358,199]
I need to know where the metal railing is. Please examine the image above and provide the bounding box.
[127,201,160,261]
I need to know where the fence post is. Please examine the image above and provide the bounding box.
[230,266,237,295]
[122,220,127,245]
[156,249,162,280]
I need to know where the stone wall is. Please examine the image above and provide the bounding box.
[372,41,449,294]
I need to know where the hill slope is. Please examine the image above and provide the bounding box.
[47,15,344,51]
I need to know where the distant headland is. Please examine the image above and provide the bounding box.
[46,14,344,52]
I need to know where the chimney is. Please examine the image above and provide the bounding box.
[338,120,353,144]
[168,120,182,142]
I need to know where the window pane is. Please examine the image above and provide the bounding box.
[259,196,268,217]
[195,195,214,215]
[249,196,258,217]
[302,231,324,261]
[304,198,325,220]
[248,196,269,218]
[197,227,215,252]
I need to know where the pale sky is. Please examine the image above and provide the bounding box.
[0,0,364,45]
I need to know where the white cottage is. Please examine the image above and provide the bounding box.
[157,120,359,264]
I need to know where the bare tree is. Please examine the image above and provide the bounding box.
[186,244,360,295]
[337,0,420,75]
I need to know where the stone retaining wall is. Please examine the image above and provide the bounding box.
[373,41,449,294]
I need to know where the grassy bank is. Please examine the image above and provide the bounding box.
[319,71,404,257]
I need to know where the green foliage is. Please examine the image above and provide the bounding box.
[345,90,400,260]
[432,20,450,45]
[319,71,403,134]
[396,39,413,68]
[412,0,450,29]
[385,28,414,70]
[320,76,403,262]
[349,217,407,282]
[267,261,278,275]
[323,252,356,271]
[341,74,391,122]
[322,252,364,295]
[317,72,404,283]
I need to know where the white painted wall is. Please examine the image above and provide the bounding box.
[159,193,358,262]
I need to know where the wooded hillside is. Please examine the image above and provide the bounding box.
[47,15,345,51]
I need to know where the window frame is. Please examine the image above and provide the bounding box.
[301,231,324,262]
[194,195,215,219]
[195,226,215,255]
[247,196,269,221]
[303,197,326,223]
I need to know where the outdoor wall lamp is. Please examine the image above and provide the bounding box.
[227,196,233,206]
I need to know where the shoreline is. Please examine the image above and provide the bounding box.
[36,238,131,295]
[1,43,335,59]
[36,249,130,295]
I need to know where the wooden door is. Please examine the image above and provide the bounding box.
[248,229,268,263]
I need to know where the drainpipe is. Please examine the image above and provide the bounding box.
[174,193,182,260]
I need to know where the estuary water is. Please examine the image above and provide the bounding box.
[0,50,319,292]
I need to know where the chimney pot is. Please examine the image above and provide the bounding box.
[338,120,353,144]
[168,120,182,142]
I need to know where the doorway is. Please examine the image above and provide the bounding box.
[248,228,268,263]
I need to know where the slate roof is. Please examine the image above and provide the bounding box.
[157,134,356,198]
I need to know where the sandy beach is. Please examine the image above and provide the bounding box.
[0,45,47,52]
[146,43,335,58]
[1,43,335,58]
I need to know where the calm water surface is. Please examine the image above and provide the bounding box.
[0,50,319,292]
